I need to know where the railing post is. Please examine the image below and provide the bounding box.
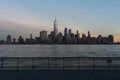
[106,58,112,69]
[1,58,4,69]
[17,57,19,70]
[93,57,95,68]
[48,57,49,69]
[32,57,34,69]
[63,57,64,69]
[78,57,80,69]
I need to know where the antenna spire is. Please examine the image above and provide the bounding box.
[55,16,56,20]
[55,16,57,22]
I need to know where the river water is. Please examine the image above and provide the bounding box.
[0,45,120,57]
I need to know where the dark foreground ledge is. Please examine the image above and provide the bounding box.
[0,70,120,80]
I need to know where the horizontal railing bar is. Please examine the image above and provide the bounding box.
[0,57,120,59]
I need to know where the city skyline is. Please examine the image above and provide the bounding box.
[0,18,115,44]
[0,0,120,42]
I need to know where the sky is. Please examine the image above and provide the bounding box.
[0,0,120,42]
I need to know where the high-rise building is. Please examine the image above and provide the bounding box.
[54,18,58,42]
[30,34,33,39]
[76,30,80,44]
[13,38,16,44]
[108,35,114,44]
[48,31,54,44]
[57,32,63,44]
[7,35,12,44]
[96,35,102,44]
[68,29,72,43]
[64,28,68,43]
[18,36,24,44]
[68,29,71,33]
[81,34,87,44]
[40,31,47,41]
[87,31,91,44]
[71,33,75,44]
[25,33,35,44]
[102,37,108,44]
[91,37,96,44]
[88,31,91,38]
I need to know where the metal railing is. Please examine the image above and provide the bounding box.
[0,57,120,70]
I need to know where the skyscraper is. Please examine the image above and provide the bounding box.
[87,31,91,44]
[81,34,87,44]
[7,35,12,44]
[68,29,72,44]
[76,30,80,43]
[54,18,58,42]
[30,34,33,39]
[108,35,114,44]
[96,35,102,44]
[64,28,68,43]
[88,31,91,38]
[40,31,47,41]
[40,31,47,44]
[57,32,63,44]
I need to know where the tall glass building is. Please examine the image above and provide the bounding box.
[54,18,58,42]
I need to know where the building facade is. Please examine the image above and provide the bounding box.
[54,18,58,42]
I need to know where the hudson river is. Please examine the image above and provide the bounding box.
[0,45,120,57]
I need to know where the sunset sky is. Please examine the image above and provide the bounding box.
[0,0,120,42]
